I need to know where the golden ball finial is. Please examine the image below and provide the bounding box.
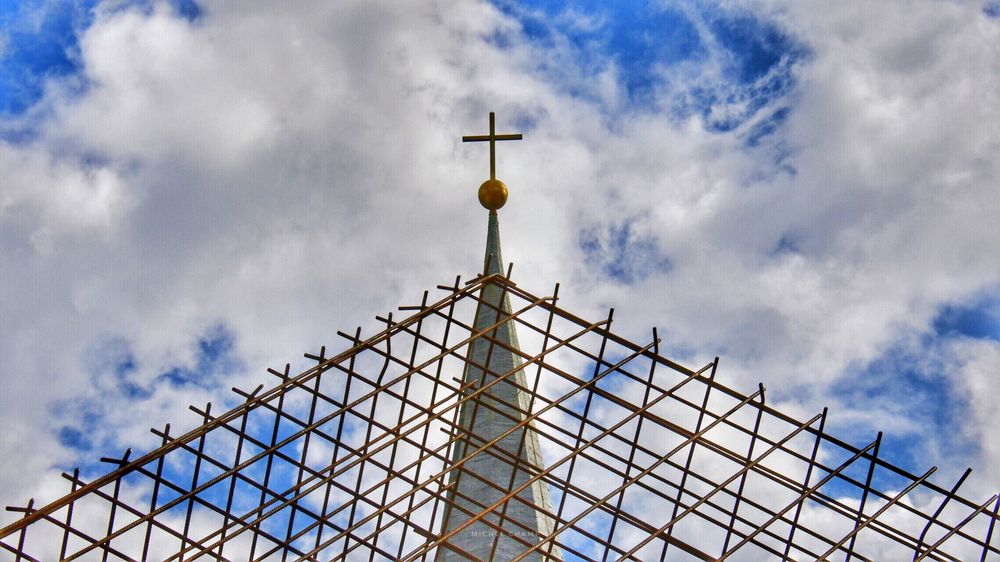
[478,178,508,210]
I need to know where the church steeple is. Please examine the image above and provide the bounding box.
[435,114,561,561]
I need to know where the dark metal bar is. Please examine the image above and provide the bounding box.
[721,382,765,555]
[314,327,361,555]
[369,310,422,562]
[980,496,1000,562]
[99,448,131,562]
[11,498,33,562]
[217,396,254,560]
[553,308,613,543]
[180,405,210,562]
[487,282,561,562]
[393,290,430,559]
[662,355,717,559]
[59,468,79,560]
[343,321,394,560]
[142,426,169,562]
[914,467,971,560]
[437,274,515,549]
[783,406,828,560]
[0,539,40,562]
[250,367,287,561]
[844,431,882,562]
[602,327,658,559]
[282,355,326,562]
[413,279,459,562]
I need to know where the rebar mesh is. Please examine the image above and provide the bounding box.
[2,272,998,561]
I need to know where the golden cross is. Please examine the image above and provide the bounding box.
[462,112,522,180]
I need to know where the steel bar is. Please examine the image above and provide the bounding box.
[662,355,717,559]
[980,496,1000,562]
[914,467,972,560]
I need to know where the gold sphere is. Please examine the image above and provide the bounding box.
[478,178,508,210]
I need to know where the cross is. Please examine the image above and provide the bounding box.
[462,112,522,180]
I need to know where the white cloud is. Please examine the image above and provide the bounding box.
[947,337,1000,482]
[0,0,997,536]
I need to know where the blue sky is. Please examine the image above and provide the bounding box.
[1,0,998,538]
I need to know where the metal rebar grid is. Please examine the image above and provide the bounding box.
[2,272,998,561]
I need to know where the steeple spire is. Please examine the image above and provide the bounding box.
[484,210,503,275]
[435,114,560,560]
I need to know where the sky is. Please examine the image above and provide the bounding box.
[0,0,998,529]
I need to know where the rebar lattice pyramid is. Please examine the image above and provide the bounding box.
[3,266,999,560]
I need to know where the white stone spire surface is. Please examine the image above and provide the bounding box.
[435,210,561,561]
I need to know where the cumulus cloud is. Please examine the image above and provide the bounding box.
[1,0,997,527]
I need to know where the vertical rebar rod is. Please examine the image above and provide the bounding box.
[720,383,766,555]
[913,467,971,561]
[662,356,717,559]
[844,431,882,562]
[180,406,210,562]
[782,407,828,560]
[59,468,79,560]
